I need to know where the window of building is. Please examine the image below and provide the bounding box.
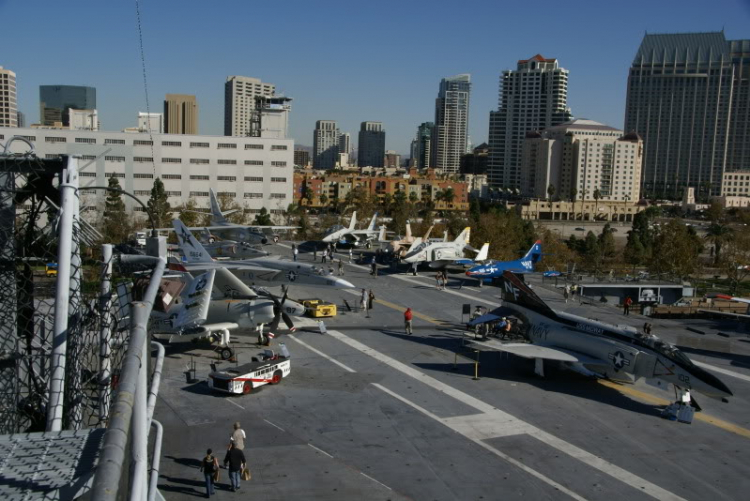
[75,138,96,144]
[134,157,153,162]
[162,157,182,163]
[18,135,36,141]
[80,172,97,177]
[271,161,287,167]
[190,175,210,180]
[105,156,126,162]
[190,191,209,197]
[217,143,237,149]
[245,144,264,150]
[270,193,286,199]
[244,176,263,182]
[104,172,125,178]
[104,138,126,145]
[166,191,182,196]
[244,160,263,165]
[162,174,182,180]
[134,173,154,179]
[190,158,209,164]
[45,136,66,143]
[271,145,288,150]
[218,176,237,182]
[78,155,97,160]
[134,140,153,146]
[217,192,236,198]
[271,177,287,183]
[244,193,263,199]
[45,154,59,159]
[190,142,209,148]
[134,190,151,196]
[162,141,182,147]
[218,159,237,165]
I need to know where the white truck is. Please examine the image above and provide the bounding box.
[208,345,291,395]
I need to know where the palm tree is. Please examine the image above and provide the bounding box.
[705,223,733,265]
[569,187,578,221]
[547,184,556,205]
[442,187,456,206]
[409,191,419,204]
[319,193,328,209]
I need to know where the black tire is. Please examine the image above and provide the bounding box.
[271,370,283,385]
[242,382,252,394]
[220,347,233,360]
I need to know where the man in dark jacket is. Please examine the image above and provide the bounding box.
[223,442,246,491]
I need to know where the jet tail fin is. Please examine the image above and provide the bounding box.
[523,240,543,264]
[405,222,412,240]
[173,219,213,263]
[348,211,357,231]
[209,189,228,225]
[455,227,471,244]
[499,271,558,319]
[423,225,434,241]
[474,242,489,261]
[367,212,378,232]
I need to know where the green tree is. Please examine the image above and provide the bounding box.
[623,233,647,272]
[720,227,750,294]
[176,197,204,227]
[704,222,732,265]
[409,191,419,204]
[319,193,329,208]
[469,197,481,222]
[583,231,602,272]
[147,178,172,229]
[706,201,724,223]
[593,188,602,219]
[442,187,456,206]
[381,193,393,216]
[217,192,246,224]
[649,220,702,280]
[102,176,131,243]
[296,212,311,240]
[547,184,556,204]
[253,207,273,226]
[598,223,617,259]
[569,187,578,220]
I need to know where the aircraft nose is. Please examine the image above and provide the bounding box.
[261,237,268,245]
[334,278,355,289]
[690,364,733,398]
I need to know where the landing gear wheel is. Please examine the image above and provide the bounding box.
[271,370,283,385]
[366,242,371,249]
[220,347,234,360]
[242,382,252,394]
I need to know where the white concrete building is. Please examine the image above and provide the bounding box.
[0,127,293,220]
[224,76,275,137]
[521,119,643,202]
[135,112,164,133]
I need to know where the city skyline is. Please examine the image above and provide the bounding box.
[1,1,749,154]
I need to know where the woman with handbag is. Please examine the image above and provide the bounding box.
[199,448,219,498]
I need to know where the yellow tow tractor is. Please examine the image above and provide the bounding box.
[300,299,337,318]
[45,262,58,277]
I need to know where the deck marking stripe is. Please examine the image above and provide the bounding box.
[693,360,750,384]
[359,471,393,491]
[372,383,585,501]
[226,399,244,410]
[325,329,686,501]
[264,419,285,432]
[288,334,356,373]
[308,443,334,458]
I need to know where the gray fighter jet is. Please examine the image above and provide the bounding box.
[173,219,355,289]
[402,226,488,269]
[467,271,733,405]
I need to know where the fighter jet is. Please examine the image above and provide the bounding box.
[149,268,306,359]
[402,227,489,269]
[158,189,297,244]
[467,271,733,404]
[321,211,380,247]
[386,222,434,257]
[199,239,270,260]
[466,240,542,278]
[173,219,355,289]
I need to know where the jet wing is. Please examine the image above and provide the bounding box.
[183,262,282,279]
[463,336,607,364]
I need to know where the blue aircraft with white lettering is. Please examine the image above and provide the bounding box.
[465,240,542,278]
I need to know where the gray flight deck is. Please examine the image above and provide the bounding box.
[153,243,750,500]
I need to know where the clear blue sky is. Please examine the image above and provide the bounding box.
[2,0,749,155]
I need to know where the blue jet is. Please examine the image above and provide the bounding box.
[465,240,542,279]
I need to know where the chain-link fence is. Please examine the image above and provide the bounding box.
[0,147,133,434]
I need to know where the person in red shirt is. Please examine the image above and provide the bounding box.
[404,308,413,335]
[623,296,633,316]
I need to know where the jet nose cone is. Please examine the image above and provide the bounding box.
[334,278,355,289]
[690,364,734,399]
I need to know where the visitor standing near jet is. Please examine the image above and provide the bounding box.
[563,285,570,303]
[360,288,368,312]
[404,307,413,335]
[338,259,344,276]
[368,289,375,310]
[292,244,298,262]
[370,256,377,277]
[348,248,353,263]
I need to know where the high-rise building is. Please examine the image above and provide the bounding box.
[488,55,572,189]
[313,120,340,169]
[164,94,198,135]
[294,149,311,168]
[224,76,276,137]
[521,119,642,202]
[0,67,17,128]
[384,150,401,169]
[16,111,25,128]
[338,133,351,155]
[411,122,434,169]
[39,85,96,126]
[358,121,385,168]
[68,109,98,131]
[432,74,471,173]
[625,32,750,197]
